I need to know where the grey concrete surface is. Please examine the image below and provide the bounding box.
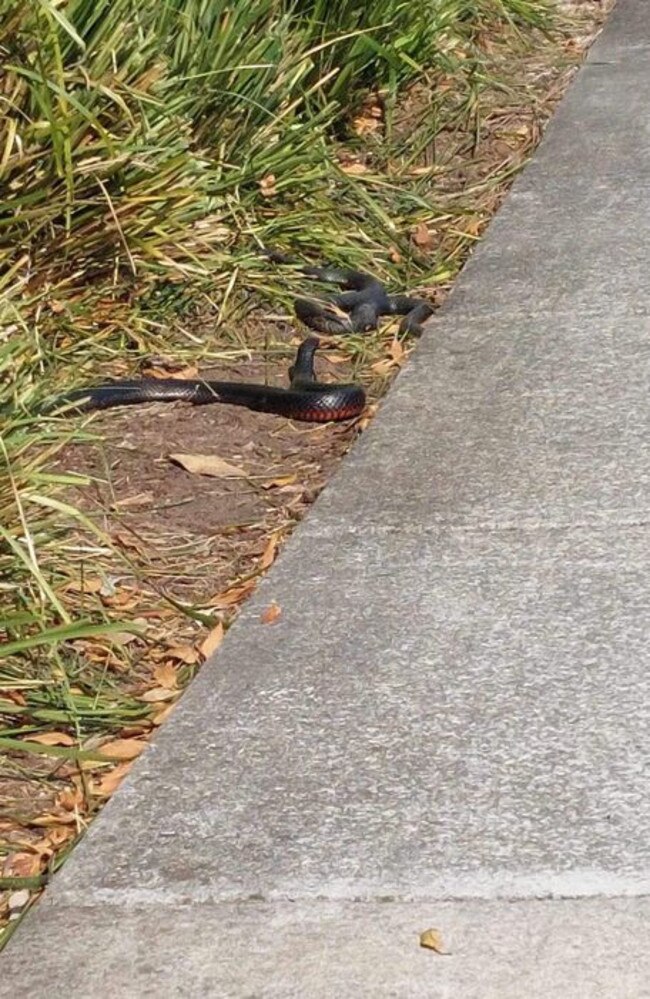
[590,0,650,57]
[20,524,650,906]
[3,2,650,996]
[3,898,650,999]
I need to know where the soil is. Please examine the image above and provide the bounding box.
[56,333,376,606]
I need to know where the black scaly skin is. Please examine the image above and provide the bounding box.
[264,250,435,336]
[50,338,366,424]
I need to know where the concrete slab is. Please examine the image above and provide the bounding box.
[3,3,650,996]
[302,311,650,531]
[22,525,649,905]
[2,898,649,999]
[589,0,650,58]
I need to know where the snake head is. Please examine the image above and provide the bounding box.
[350,301,379,333]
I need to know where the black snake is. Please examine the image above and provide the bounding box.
[50,257,433,423]
[52,337,366,423]
[266,251,435,336]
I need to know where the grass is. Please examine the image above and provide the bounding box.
[0,0,607,944]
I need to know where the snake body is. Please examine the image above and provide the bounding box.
[52,256,428,425]
[266,252,435,336]
[53,337,365,424]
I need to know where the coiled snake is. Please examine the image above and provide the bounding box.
[50,257,432,423]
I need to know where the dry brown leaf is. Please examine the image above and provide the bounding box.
[210,579,257,609]
[91,762,133,798]
[57,787,83,811]
[412,222,434,249]
[44,826,76,847]
[111,492,155,509]
[3,690,27,706]
[153,662,179,688]
[138,687,177,703]
[388,339,406,366]
[200,621,224,658]
[98,738,147,761]
[261,602,282,625]
[169,452,247,478]
[107,630,140,647]
[259,531,282,571]
[100,589,140,610]
[371,358,395,376]
[31,811,78,827]
[464,219,483,238]
[262,474,298,490]
[8,890,30,915]
[356,403,378,432]
[419,928,447,954]
[151,702,177,727]
[64,577,103,594]
[3,853,42,878]
[26,732,76,747]
[111,530,147,555]
[339,161,368,175]
[165,644,200,665]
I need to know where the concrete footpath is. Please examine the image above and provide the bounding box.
[3,2,650,996]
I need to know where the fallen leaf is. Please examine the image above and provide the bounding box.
[3,853,42,878]
[339,161,368,175]
[388,338,406,366]
[412,222,434,249]
[26,732,76,747]
[43,826,75,847]
[90,762,133,798]
[98,738,146,761]
[139,687,177,703]
[151,702,177,727]
[371,358,395,376]
[30,811,78,827]
[259,531,282,570]
[111,492,155,509]
[57,787,84,811]
[464,218,483,238]
[100,586,140,609]
[107,630,140,647]
[262,474,298,490]
[210,579,257,610]
[3,691,27,706]
[153,662,179,689]
[419,928,448,954]
[8,890,30,917]
[261,602,282,625]
[111,530,147,555]
[165,645,200,665]
[356,403,378,432]
[169,452,247,478]
[64,577,103,594]
[200,621,224,658]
